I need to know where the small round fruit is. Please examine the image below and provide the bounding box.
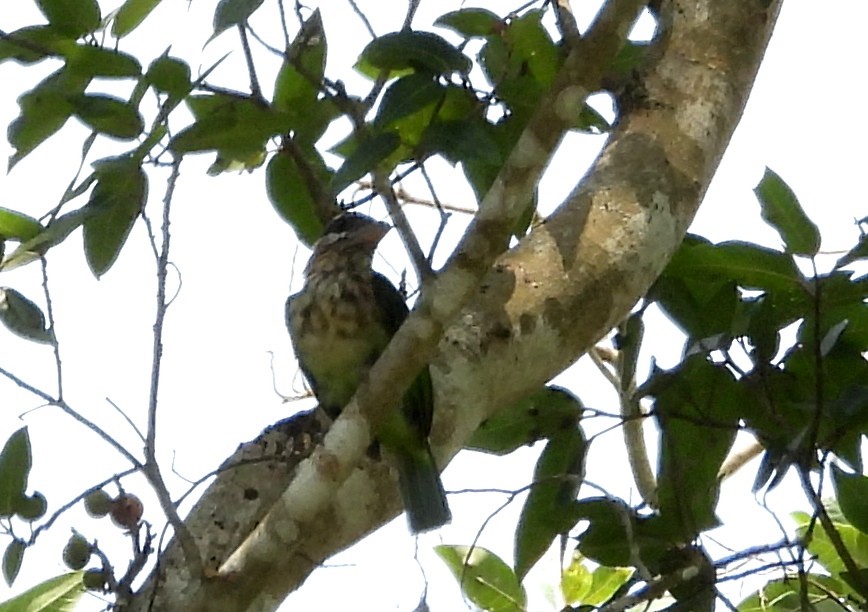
[82,568,106,590]
[62,533,91,570]
[15,492,47,521]
[110,494,143,530]
[84,490,112,518]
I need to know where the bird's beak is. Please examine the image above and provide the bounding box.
[356,219,392,246]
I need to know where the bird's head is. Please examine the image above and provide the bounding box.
[306,212,391,275]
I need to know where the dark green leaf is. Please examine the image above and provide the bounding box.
[435,545,526,612]
[0,572,86,610]
[665,237,805,294]
[0,26,71,64]
[0,208,43,241]
[2,540,25,587]
[113,0,162,37]
[8,68,89,168]
[836,233,868,269]
[64,46,142,78]
[574,498,668,568]
[1,209,89,271]
[0,289,53,344]
[418,118,499,166]
[832,464,868,535]
[146,55,192,99]
[266,150,329,246]
[0,428,32,517]
[70,94,144,139]
[83,158,147,277]
[15,491,47,521]
[435,8,501,38]
[330,132,400,194]
[375,74,445,129]
[36,0,100,37]
[358,31,471,77]
[468,386,581,454]
[755,167,820,257]
[648,357,740,541]
[515,428,586,579]
[212,0,264,39]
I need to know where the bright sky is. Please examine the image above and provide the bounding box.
[0,1,866,611]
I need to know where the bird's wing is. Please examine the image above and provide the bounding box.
[370,273,434,440]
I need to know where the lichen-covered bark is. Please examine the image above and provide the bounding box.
[125,1,782,610]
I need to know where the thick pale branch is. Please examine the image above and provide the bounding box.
[126,1,782,610]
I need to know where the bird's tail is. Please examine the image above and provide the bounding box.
[394,445,452,533]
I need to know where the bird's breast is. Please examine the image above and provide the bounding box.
[289,272,390,408]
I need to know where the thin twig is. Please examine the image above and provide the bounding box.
[143,158,203,576]
[40,258,63,400]
[372,171,431,282]
[418,164,450,265]
[106,397,146,444]
[346,0,376,38]
[238,24,263,100]
[0,366,143,468]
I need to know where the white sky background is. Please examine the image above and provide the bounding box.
[0,1,866,610]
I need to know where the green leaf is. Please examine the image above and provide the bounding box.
[515,428,586,579]
[36,0,100,37]
[8,68,90,168]
[563,560,634,606]
[0,26,72,64]
[574,498,667,568]
[2,540,25,587]
[737,576,850,611]
[0,208,43,241]
[755,167,820,257]
[266,150,329,246]
[0,289,53,344]
[273,10,325,113]
[70,94,144,139]
[374,74,445,129]
[146,55,192,99]
[435,8,501,37]
[664,237,805,294]
[832,464,868,535]
[0,428,32,517]
[1,209,89,271]
[15,491,47,522]
[83,158,147,277]
[648,357,740,540]
[330,132,400,194]
[212,0,265,40]
[468,386,582,455]
[836,233,868,269]
[113,0,162,37]
[0,572,85,611]
[64,46,142,79]
[435,545,526,612]
[170,94,290,159]
[357,31,471,78]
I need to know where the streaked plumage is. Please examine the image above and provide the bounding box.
[286,212,451,532]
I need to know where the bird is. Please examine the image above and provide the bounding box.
[285,211,451,533]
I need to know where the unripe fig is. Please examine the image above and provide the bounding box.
[62,533,90,570]
[15,492,47,521]
[82,568,107,590]
[84,489,112,518]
